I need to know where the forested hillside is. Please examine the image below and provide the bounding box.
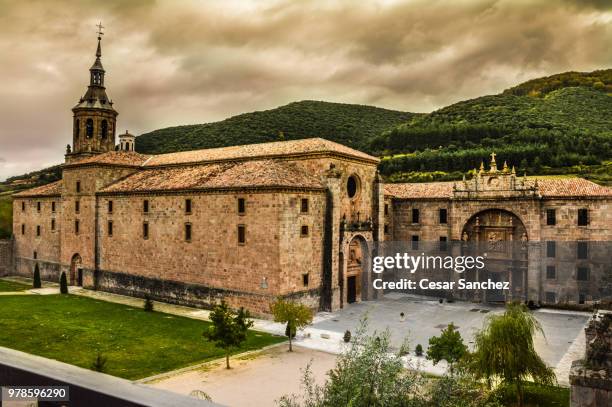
[136,101,417,154]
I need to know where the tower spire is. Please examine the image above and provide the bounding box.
[96,22,104,57]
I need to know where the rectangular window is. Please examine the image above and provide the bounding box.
[51,219,55,231]
[238,224,246,244]
[51,201,56,212]
[75,220,80,234]
[108,221,113,237]
[546,265,556,279]
[302,273,309,287]
[545,292,556,304]
[21,224,25,235]
[75,200,80,213]
[384,204,389,215]
[37,202,41,212]
[546,209,556,226]
[384,224,390,234]
[546,241,556,258]
[108,200,113,213]
[439,236,448,251]
[301,198,309,213]
[577,209,588,226]
[577,267,589,281]
[237,198,246,215]
[579,293,586,305]
[439,208,448,224]
[301,225,309,237]
[36,225,41,236]
[185,223,192,241]
[411,235,419,250]
[412,208,420,224]
[21,201,25,211]
[143,222,149,239]
[33,251,37,260]
[577,241,588,259]
[143,200,149,213]
[76,181,81,193]
[185,199,192,214]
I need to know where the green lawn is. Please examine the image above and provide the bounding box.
[0,279,30,292]
[494,383,570,407]
[0,295,284,379]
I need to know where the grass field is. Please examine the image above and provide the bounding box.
[0,278,30,292]
[0,191,12,239]
[0,294,284,379]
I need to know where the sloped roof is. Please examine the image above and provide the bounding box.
[143,138,379,166]
[385,178,612,199]
[65,151,152,167]
[100,160,324,194]
[13,180,63,197]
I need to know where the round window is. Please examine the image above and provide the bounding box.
[347,175,360,199]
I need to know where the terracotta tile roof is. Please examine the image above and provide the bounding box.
[143,138,379,166]
[537,178,612,197]
[100,160,324,194]
[384,178,612,199]
[13,180,63,197]
[66,151,152,167]
[384,182,454,199]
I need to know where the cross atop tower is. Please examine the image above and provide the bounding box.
[490,152,496,162]
[96,22,105,38]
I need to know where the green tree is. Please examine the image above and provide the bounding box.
[203,301,253,369]
[59,272,68,294]
[33,264,41,289]
[426,322,467,374]
[468,303,556,407]
[271,298,313,352]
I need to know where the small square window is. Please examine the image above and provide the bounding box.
[301,198,309,213]
[546,241,556,258]
[411,235,419,250]
[75,220,80,234]
[577,267,589,281]
[577,209,588,226]
[546,209,556,226]
[108,200,113,213]
[36,225,41,236]
[439,208,448,224]
[238,198,246,215]
[37,202,41,212]
[185,199,192,214]
[185,223,192,241]
[577,241,588,259]
[75,200,80,213]
[238,225,246,244]
[76,181,81,193]
[412,208,420,224]
[143,222,149,239]
[546,265,556,279]
[51,219,55,231]
[108,221,113,237]
[303,273,309,287]
[143,200,149,213]
[51,201,56,212]
[301,225,309,237]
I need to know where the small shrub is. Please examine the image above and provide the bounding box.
[415,344,423,356]
[33,265,41,288]
[91,352,107,372]
[398,339,410,357]
[59,272,68,294]
[144,295,154,312]
[343,330,352,343]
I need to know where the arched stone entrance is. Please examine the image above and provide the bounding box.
[70,254,83,286]
[461,209,529,302]
[340,234,371,307]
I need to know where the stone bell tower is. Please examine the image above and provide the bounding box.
[66,23,118,163]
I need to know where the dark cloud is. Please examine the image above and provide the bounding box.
[0,0,610,181]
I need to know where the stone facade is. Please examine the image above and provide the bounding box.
[0,239,13,276]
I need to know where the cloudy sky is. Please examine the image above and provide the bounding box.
[0,0,610,180]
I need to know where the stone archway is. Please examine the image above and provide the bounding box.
[70,254,82,286]
[461,209,529,302]
[342,235,371,306]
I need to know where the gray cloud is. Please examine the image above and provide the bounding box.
[0,0,610,181]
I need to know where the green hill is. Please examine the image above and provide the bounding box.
[136,100,417,154]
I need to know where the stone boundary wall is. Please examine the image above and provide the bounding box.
[0,346,218,407]
[0,239,13,276]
